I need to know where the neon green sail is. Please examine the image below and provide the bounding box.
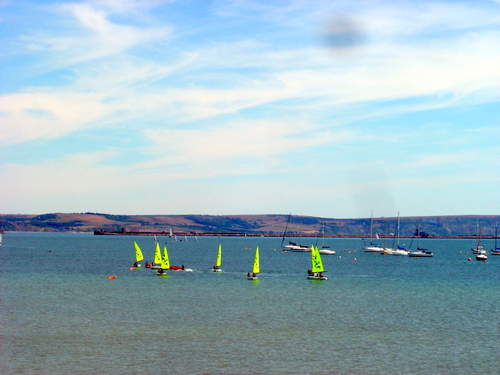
[161,246,170,269]
[134,241,144,262]
[153,241,162,266]
[311,245,324,273]
[215,244,222,268]
[252,246,260,274]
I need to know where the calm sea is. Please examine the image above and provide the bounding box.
[0,232,498,375]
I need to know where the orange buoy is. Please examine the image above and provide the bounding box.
[106,275,117,279]
[467,257,472,261]
[129,267,137,270]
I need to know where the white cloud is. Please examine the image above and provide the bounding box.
[139,119,355,171]
[0,91,108,145]
[23,2,170,66]
[90,0,173,14]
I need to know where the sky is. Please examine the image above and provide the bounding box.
[1,0,499,218]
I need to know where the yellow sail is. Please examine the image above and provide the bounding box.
[252,246,260,274]
[134,241,144,262]
[153,241,162,265]
[311,245,324,273]
[215,244,222,267]
[161,246,170,269]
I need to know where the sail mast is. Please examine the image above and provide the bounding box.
[495,223,498,250]
[280,213,292,248]
[370,210,373,240]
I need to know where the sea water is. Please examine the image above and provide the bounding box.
[0,232,498,375]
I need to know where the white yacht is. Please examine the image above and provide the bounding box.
[363,213,384,252]
[381,213,409,256]
[408,248,433,257]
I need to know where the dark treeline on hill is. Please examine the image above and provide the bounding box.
[0,213,499,237]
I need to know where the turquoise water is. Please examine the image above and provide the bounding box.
[1,232,498,375]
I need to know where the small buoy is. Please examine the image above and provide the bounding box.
[106,275,117,279]
[467,257,472,261]
[129,267,137,270]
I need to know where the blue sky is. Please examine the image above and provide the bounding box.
[1,0,499,217]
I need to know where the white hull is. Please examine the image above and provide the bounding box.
[307,275,328,280]
[319,249,336,255]
[283,245,311,252]
[364,246,385,253]
[283,245,335,255]
[173,268,193,272]
[212,268,222,272]
[383,248,409,256]
[472,246,485,254]
[476,254,488,261]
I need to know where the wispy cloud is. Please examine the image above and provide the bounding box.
[23,2,170,66]
[140,119,355,170]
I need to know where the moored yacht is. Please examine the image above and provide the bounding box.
[408,248,433,257]
[283,241,311,252]
[383,246,409,256]
[363,213,384,253]
[382,213,408,256]
[364,243,385,253]
[476,252,488,261]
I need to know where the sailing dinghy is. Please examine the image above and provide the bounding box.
[132,241,144,267]
[151,241,163,269]
[307,245,328,280]
[247,246,260,280]
[212,244,223,272]
[156,246,171,276]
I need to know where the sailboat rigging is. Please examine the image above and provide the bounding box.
[472,224,488,261]
[382,212,408,256]
[364,212,384,253]
[491,224,500,255]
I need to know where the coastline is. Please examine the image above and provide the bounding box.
[92,229,498,239]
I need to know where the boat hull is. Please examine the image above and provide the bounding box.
[307,275,328,280]
[364,246,385,253]
[408,251,433,257]
[319,249,336,255]
[382,249,409,256]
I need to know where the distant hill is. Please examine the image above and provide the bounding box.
[1,212,499,237]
